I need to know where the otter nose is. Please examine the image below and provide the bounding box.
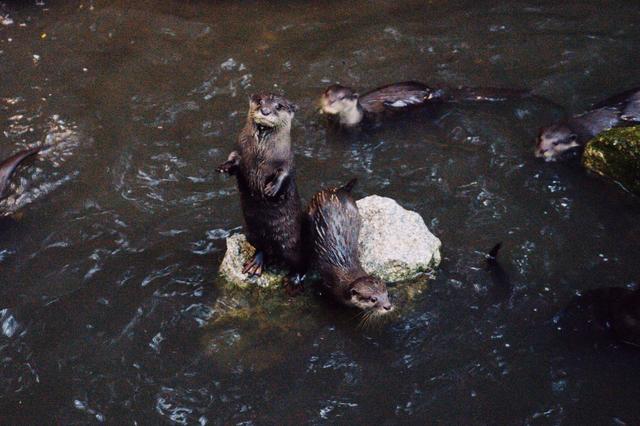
[260,107,272,116]
[383,304,392,311]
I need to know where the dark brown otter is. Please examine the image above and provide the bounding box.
[306,178,392,314]
[535,87,640,161]
[0,146,47,201]
[560,287,640,348]
[320,81,530,127]
[217,93,305,283]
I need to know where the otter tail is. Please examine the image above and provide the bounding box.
[0,145,47,200]
[447,87,531,102]
[488,242,502,261]
[339,178,358,194]
[446,87,566,112]
[486,242,511,298]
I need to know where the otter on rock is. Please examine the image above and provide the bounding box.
[217,93,305,284]
[320,81,530,127]
[535,87,640,161]
[306,178,392,315]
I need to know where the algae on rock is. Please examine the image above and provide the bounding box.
[582,126,640,195]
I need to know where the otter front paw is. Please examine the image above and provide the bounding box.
[264,180,281,197]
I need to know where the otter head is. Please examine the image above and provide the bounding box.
[346,275,393,315]
[535,124,580,161]
[321,85,359,114]
[249,93,298,130]
[320,85,363,126]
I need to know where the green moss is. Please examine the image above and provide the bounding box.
[583,126,640,195]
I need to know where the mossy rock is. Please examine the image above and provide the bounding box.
[583,126,640,195]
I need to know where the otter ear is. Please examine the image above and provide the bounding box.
[350,93,359,100]
[568,133,578,143]
[343,287,358,300]
[289,103,299,113]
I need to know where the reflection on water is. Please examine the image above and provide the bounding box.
[1,0,640,423]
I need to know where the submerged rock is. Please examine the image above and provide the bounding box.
[218,195,441,288]
[203,274,432,372]
[582,126,640,195]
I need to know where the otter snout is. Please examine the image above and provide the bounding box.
[260,107,272,116]
[374,294,393,314]
[380,303,393,313]
[320,95,336,114]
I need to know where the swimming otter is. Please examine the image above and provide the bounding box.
[535,87,640,161]
[0,146,47,201]
[306,178,392,314]
[217,93,305,283]
[320,81,530,127]
[559,287,640,348]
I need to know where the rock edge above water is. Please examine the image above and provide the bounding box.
[219,195,442,288]
[583,126,640,195]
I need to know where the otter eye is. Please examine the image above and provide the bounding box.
[350,289,358,296]
[276,103,284,111]
[552,141,560,146]
[370,296,377,303]
[337,95,345,100]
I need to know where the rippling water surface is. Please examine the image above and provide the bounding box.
[1,1,640,423]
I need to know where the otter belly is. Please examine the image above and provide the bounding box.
[240,188,303,268]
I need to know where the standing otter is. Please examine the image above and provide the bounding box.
[320,81,530,127]
[0,146,47,201]
[306,178,392,315]
[217,93,305,284]
[535,87,640,161]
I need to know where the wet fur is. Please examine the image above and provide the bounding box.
[229,94,305,275]
[306,179,391,313]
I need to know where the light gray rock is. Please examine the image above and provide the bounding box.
[356,195,441,282]
[219,195,441,287]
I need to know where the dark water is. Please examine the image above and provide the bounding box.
[1,0,640,423]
